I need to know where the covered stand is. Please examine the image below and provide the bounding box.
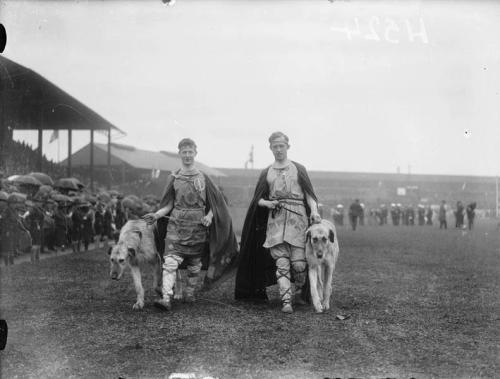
[0,55,125,190]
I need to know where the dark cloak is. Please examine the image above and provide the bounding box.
[234,161,318,301]
[156,170,239,289]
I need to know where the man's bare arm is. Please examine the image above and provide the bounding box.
[143,199,173,225]
[306,193,321,224]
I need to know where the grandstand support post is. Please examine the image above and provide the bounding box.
[90,129,94,192]
[107,128,111,190]
[37,127,43,172]
[67,128,72,177]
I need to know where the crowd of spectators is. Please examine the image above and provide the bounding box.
[0,169,161,266]
[0,141,66,180]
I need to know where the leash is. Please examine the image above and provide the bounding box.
[270,198,305,218]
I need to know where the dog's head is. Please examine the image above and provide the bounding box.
[306,221,335,259]
[108,230,142,280]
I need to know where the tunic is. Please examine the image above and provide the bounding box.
[263,162,308,249]
[165,170,208,257]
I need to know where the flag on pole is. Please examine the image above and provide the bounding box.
[245,145,254,169]
[49,130,59,143]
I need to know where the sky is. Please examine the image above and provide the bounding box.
[1,0,500,176]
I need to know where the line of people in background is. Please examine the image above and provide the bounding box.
[0,187,160,266]
[330,199,477,231]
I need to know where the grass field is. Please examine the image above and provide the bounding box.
[1,219,499,378]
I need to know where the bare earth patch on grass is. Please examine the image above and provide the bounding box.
[1,220,499,378]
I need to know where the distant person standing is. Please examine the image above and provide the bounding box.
[114,196,126,235]
[1,195,28,265]
[380,204,388,225]
[439,200,447,229]
[25,199,44,262]
[402,205,409,226]
[455,201,465,228]
[466,202,476,230]
[81,203,94,251]
[335,204,344,226]
[70,203,83,253]
[407,204,415,226]
[54,202,69,251]
[359,202,365,226]
[390,203,398,226]
[102,204,113,250]
[349,199,363,231]
[417,205,425,226]
[425,205,433,225]
[94,203,104,248]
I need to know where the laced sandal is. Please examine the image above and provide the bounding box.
[280,288,293,313]
[154,297,172,311]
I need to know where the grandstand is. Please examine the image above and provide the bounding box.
[217,168,497,211]
[60,142,225,183]
[0,140,65,180]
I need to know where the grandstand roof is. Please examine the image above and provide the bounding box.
[0,55,124,134]
[218,168,495,184]
[61,143,226,177]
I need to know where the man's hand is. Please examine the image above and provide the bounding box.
[143,212,158,225]
[201,213,213,227]
[265,200,280,209]
[310,212,322,224]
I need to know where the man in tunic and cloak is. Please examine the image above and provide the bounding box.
[144,138,238,311]
[235,131,321,313]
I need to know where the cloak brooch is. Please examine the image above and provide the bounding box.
[193,177,205,193]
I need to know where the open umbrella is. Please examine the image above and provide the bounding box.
[143,194,159,204]
[97,191,111,203]
[28,172,54,186]
[9,175,43,187]
[71,178,85,189]
[7,175,21,182]
[7,192,27,204]
[54,178,80,191]
[108,189,121,197]
[52,193,73,204]
[122,195,142,210]
[82,192,98,205]
[35,185,55,199]
[0,191,8,211]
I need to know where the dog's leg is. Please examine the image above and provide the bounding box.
[322,263,333,311]
[317,267,324,304]
[130,265,145,310]
[308,266,323,313]
[173,270,183,301]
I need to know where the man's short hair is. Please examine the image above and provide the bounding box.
[178,138,197,151]
[268,131,289,145]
